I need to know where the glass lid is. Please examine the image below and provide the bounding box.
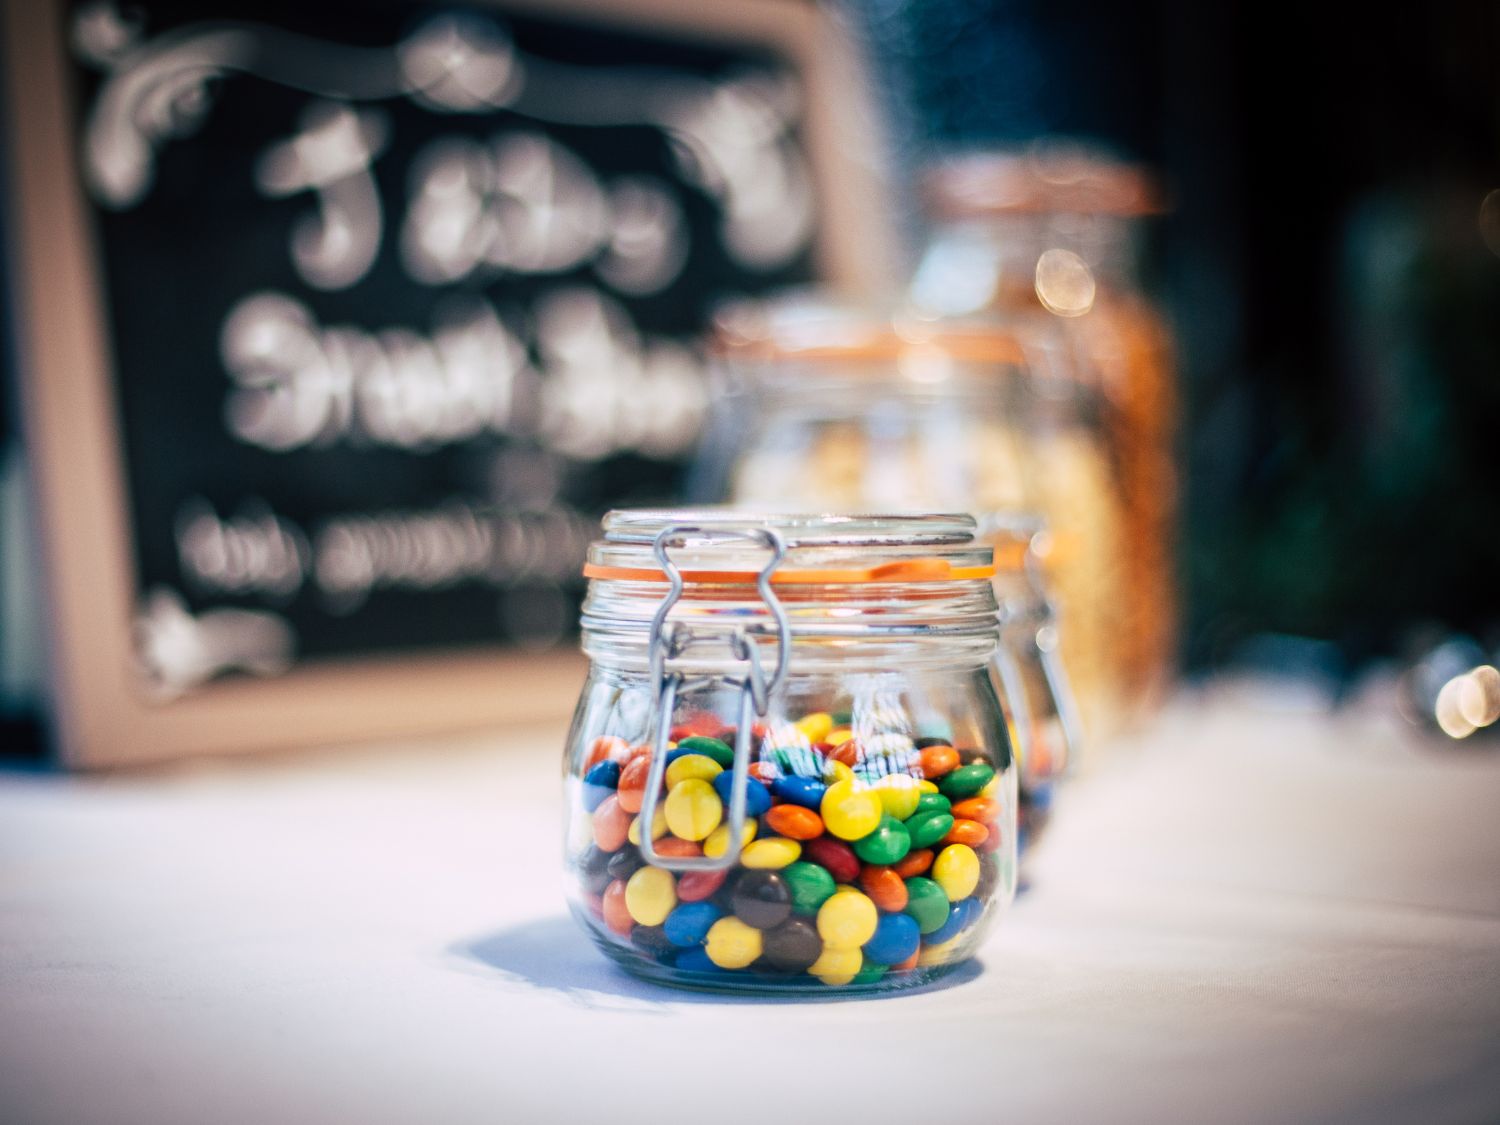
[587,510,997,585]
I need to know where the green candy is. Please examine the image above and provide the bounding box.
[783,861,838,914]
[852,815,911,865]
[906,810,955,849]
[914,792,952,817]
[852,961,888,985]
[938,762,995,800]
[903,877,951,934]
[677,736,734,769]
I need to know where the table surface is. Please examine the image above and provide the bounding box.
[3,682,1499,1125]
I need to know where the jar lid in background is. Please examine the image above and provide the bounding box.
[711,293,1026,369]
[921,145,1167,220]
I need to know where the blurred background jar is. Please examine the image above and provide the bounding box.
[699,300,1079,846]
[910,145,1178,740]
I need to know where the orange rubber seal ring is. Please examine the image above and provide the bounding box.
[582,558,997,584]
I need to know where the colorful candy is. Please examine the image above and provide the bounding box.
[704,916,763,969]
[820,779,884,841]
[624,866,677,926]
[931,844,980,901]
[665,753,722,788]
[664,778,722,841]
[816,889,878,949]
[764,805,825,840]
[782,861,838,914]
[731,870,793,929]
[571,705,1011,990]
[937,762,995,800]
[740,837,801,869]
[675,736,735,768]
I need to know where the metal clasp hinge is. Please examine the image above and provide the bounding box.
[636,525,789,872]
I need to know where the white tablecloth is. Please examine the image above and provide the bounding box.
[2,685,1498,1124]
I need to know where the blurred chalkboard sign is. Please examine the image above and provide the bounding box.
[0,0,890,766]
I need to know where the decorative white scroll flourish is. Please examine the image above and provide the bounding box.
[74,2,813,275]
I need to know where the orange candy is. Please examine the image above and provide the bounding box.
[942,818,989,847]
[748,762,780,784]
[951,797,1000,823]
[765,805,825,841]
[891,949,920,972]
[583,735,630,770]
[828,739,863,767]
[858,865,909,912]
[893,848,934,878]
[592,795,632,851]
[653,837,703,859]
[602,879,633,936]
[617,754,655,814]
[918,744,960,779]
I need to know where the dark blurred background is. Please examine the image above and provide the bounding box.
[3,0,1499,754]
[852,0,1500,676]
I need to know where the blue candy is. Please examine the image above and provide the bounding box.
[711,771,771,816]
[862,911,921,966]
[581,760,621,812]
[772,774,827,809]
[674,946,728,974]
[925,896,981,945]
[662,901,723,948]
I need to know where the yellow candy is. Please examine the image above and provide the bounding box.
[624,866,676,926]
[979,773,1001,800]
[664,778,722,841]
[826,727,854,747]
[665,753,722,789]
[917,937,961,967]
[917,779,939,794]
[704,917,762,969]
[794,712,834,744]
[816,888,878,949]
[874,774,922,820]
[704,818,757,858]
[822,759,854,785]
[808,945,862,986]
[627,804,669,845]
[932,843,980,901]
[820,779,883,841]
[740,837,801,869]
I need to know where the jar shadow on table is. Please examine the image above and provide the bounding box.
[450,916,984,1006]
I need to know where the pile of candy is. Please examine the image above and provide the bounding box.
[569,711,1008,989]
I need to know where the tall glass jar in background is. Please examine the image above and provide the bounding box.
[706,302,1079,847]
[912,146,1178,738]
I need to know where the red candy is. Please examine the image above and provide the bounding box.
[676,869,728,902]
[803,837,860,883]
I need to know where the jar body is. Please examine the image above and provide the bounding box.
[563,652,1017,994]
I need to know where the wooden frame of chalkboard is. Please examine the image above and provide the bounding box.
[1,0,894,768]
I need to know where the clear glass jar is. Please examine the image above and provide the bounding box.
[912,145,1178,739]
[705,303,1079,843]
[564,511,1017,994]
[984,514,1083,851]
